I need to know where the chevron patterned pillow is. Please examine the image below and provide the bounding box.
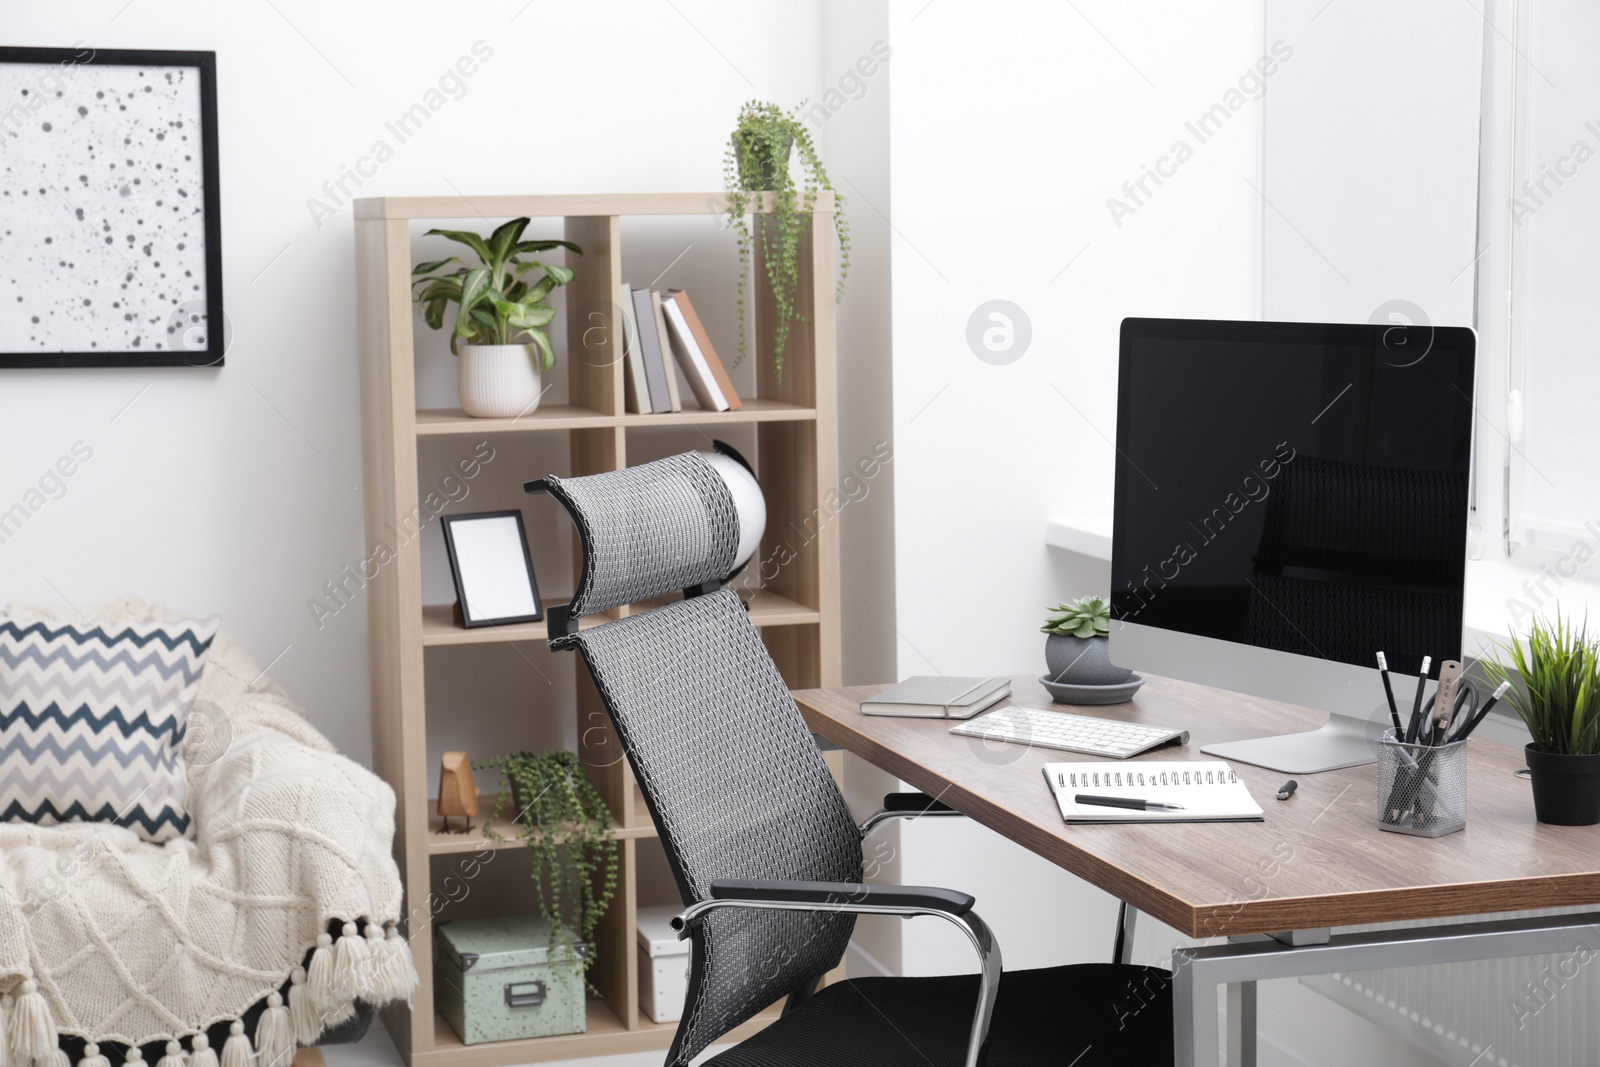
[0,613,221,844]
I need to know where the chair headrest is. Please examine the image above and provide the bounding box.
[538,451,742,620]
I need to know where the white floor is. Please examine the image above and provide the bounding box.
[322,1024,733,1067]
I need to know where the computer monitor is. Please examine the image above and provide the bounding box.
[1108,318,1476,774]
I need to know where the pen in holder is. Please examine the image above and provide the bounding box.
[1376,737,1468,837]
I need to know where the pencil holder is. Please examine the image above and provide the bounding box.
[1376,738,1468,837]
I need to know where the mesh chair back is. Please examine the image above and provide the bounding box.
[544,455,861,1066]
[543,453,739,617]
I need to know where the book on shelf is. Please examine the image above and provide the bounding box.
[649,289,683,412]
[662,289,741,412]
[619,283,648,414]
[630,286,673,413]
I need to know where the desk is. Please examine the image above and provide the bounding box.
[794,673,1600,1067]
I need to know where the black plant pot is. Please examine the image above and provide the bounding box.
[731,133,793,191]
[1525,745,1600,826]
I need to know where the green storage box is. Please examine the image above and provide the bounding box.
[434,916,588,1044]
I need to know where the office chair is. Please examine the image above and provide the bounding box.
[532,451,1173,1067]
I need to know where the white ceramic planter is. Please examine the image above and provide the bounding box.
[457,344,542,418]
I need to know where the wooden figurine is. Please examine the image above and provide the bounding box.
[437,751,480,833]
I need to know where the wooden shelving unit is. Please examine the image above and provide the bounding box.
[354,193,841,1066]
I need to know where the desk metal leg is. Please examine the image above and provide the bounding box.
[1172,947,1220,1067]
[1114,902,1138,964]
[1172,909,1600,1067]
[1225,981,1256,1067]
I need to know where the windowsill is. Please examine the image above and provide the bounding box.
[1043,516,1600,652]
[1044,515,1112,561]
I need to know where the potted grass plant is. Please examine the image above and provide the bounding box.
[723,100,850,378]
[473,750,619,983]
[1485,613,1600,825]
[412,218,581,418]
[1042,596,1132,686]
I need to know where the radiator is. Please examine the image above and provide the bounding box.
[1301,908,1600,1067]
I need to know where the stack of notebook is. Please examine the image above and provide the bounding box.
[620,284,741,414]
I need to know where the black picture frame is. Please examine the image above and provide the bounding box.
[0,46,224,368]
[439,510,544,629]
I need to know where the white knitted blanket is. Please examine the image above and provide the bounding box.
[0,599,416,1067]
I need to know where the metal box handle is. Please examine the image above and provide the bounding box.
[504,980,548,1009]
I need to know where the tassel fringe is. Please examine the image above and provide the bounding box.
[331,923,369,1004]
[188,1034,219,1067]
[378,924,419,1002]
[154,1040,185,1067]
[9,979,57,1064]
[287,968,319,1048]
[306,933,337,1012]
[4,916,416,1058]
[255,991,295,1067]
[220,1020,253,1067]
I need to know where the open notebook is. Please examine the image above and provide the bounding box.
[1044,760,1264,823]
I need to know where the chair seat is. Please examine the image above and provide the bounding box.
[703,963,1172,1067]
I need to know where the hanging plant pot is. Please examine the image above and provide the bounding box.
[1524,745,1600,826]
[458,343,542,418]
[731,132,793,191]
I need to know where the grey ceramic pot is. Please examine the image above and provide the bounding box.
[1045,633,1134,687]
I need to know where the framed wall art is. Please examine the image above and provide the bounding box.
[0,46,223,367]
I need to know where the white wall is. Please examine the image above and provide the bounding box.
[886,3,1450,1064]
[888,0,1265,974]
[0,1,826,765]
[1262,0,1484,327]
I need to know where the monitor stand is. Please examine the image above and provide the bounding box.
[1201,710,1390,774]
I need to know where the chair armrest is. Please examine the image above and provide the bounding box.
[860,792,966,835]
[675,878,1002,1067]
[707,878,975,916]
[884,791,958,813]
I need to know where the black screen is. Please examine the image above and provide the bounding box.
[1111,318,1475,679]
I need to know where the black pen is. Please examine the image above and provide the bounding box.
[1075,794,1186,812]
[1452,681,1512,743]
[1377,652,1404,739]
[1405,655,1432,744]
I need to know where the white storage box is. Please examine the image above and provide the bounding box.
[637,905,692,1023]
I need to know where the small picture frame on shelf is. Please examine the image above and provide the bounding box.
[440,510,543,628]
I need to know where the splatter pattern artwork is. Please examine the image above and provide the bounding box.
[0,55,216,362]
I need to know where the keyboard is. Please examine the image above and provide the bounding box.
[949,705,1189,759]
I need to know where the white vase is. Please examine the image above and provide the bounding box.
[457,344,542,418]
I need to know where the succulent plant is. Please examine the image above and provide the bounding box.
[1042,596,1111,639]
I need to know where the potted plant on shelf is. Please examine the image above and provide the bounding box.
[412,218,581,418]
[1485,613,1600,825]
[474,750,619,983]
[723,100,850,378]
[1042,596,1134,688]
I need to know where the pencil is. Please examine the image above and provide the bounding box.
[1453,680,1513,743]
[1405,655,1432,744]
[1377,651,1404,739]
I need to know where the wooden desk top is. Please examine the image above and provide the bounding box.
[793,674,1600,938]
